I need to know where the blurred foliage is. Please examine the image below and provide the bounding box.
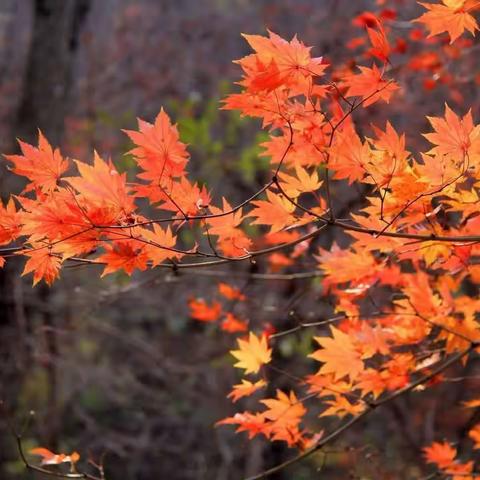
[168,82,270,184]
[65,82,270,187]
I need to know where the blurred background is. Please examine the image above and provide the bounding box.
[1,1,479,479]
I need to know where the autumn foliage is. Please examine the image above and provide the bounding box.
[2,1,480,478]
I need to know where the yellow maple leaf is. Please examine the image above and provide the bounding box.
[231,332,272,374]
[320,394,366,418]
[278,165,322,198]
[310,326,364,381]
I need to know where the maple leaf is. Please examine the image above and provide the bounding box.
[188,298,222,323]
[423,441,457,469]
[370,121,411,165]
[353,11,381,28]
[278,165,322,198]
[463,398,480,408]
[261,390,306,446]
[30,447,80,471]
[381,353,414,390]
[317,244,382,285]
[218,282,246,301]
[356,368,387,399]
[231,332,272,374]
[268,252,294,270]
[305,372,353,398]
[238,30,327,93]
[342,64,399,107]
[329,126,370,184]
[250,190,297,233]
[310,326,364,381]
[366,22,391,62]
[66,152,135,220]
[22,247,63,286]
[140,176,211,217]
[355,324,391,359]
[423,104,480,160]
[17,192,86,244]
[415,1,479,43]
[207,198,251,256]
[207,198,244,238]
[222,90,287,127]
[221,313,248,333]
[227,379,267,402]
[139,224,182,266]
[320,394,366,418]
[97,241,148,277]
[216,412,269,439]
[469,424,480,449]
[4,131,68,193]
[0,198,21,245]
[125,108,189,181]
[261,127,327,169]
[261,390,306,425]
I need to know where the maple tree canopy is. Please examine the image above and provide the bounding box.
[3,1,480,479]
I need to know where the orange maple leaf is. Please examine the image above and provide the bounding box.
[97,241,148,277]
[30,447,80,468]
[310,326,365,381]
[469,424,480,449]
[218,282,246,301]
[189,298,222,323]
[415,1,480,44]
[125,108,189,181]
[208,198,251,256]
[423,104,480,160]
[67,152,135,220]
[342,64,399,107]
[207,198,244,238]
[140,224,182,266]
[463,398,480,408]
[356,368,387,399]
[329,126,370,184]
[0,198,21,245]
[221,313,248,333]
[22,247,63,286]
[216,412,269,439]
[4,131,68,193]
[366,22,391,62]
[135,176,211,218]
[423,441,458,469]
[260,390,306,446]
[239,30,327,93]
[227,379,267,402]
[250,190,296,233]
